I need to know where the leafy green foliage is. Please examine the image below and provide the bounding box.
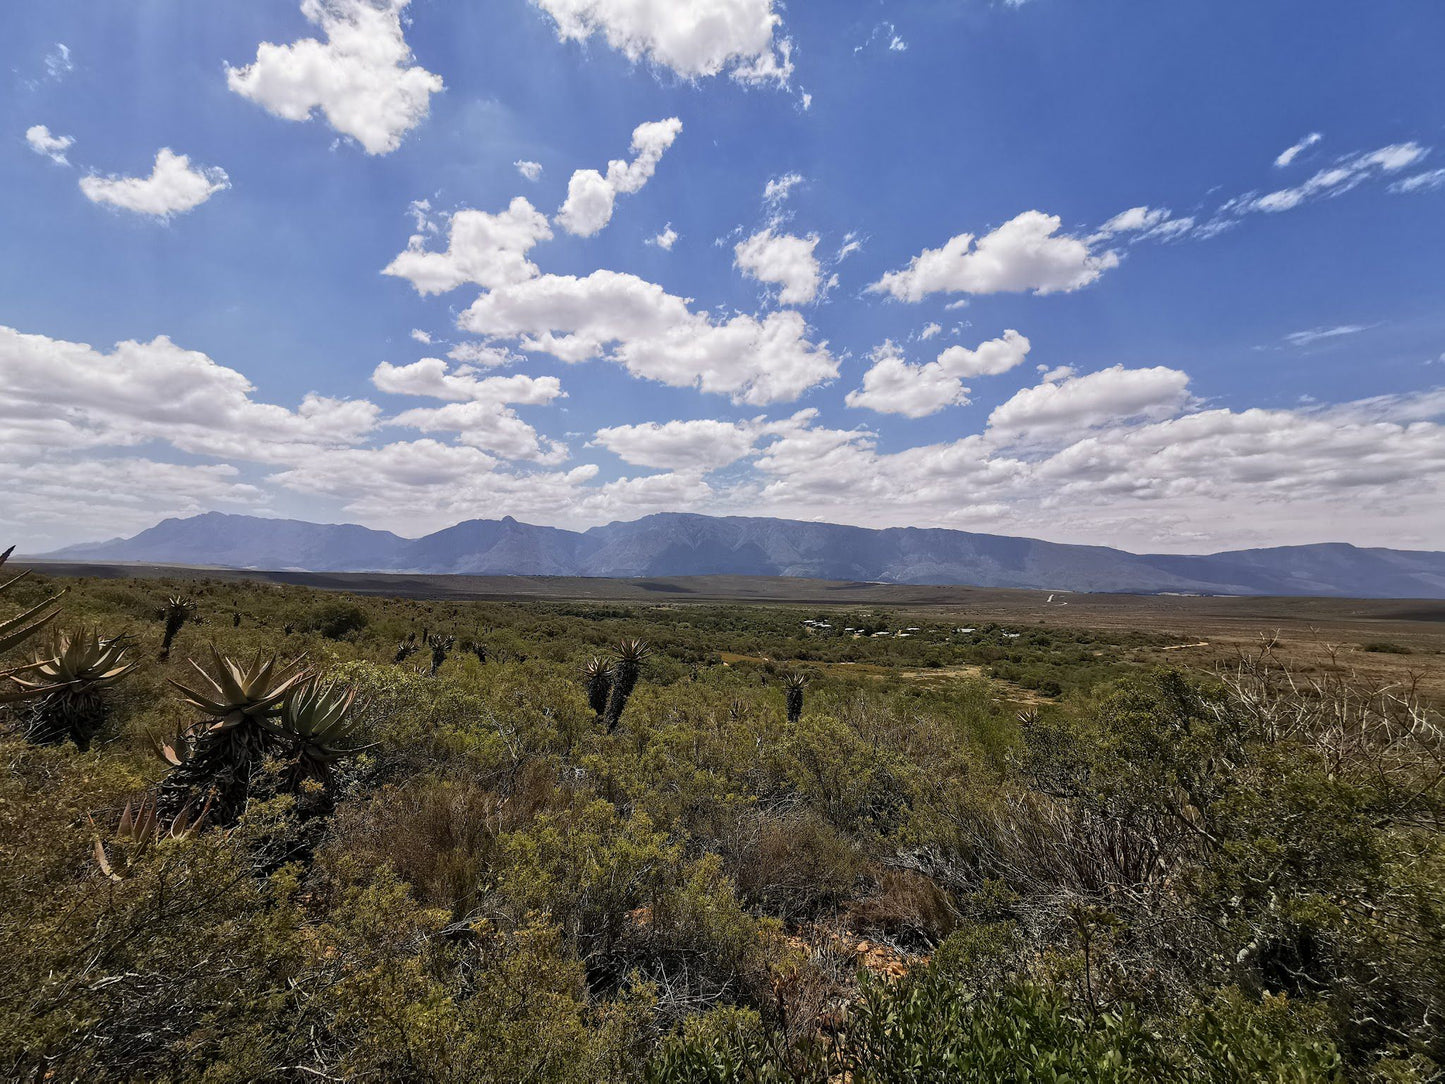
[306,599,370,639]
[0,569,1440,1080]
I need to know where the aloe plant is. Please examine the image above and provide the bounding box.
[272,679,371,794]
[603,639,649,732]
[583,656,612,718]
[16,627,136,749]
[783,671,809,725]
[427,632,453,675]
[159,647,310,824]
[158,595,197,660]
[93,795,210,881]
[0,545,65,706]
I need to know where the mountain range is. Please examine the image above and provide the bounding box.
[39,512,1445,599]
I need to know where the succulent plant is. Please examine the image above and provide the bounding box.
[158,595,197,659]
[783,671,809,725]
[159,648,310,824]
[16,627,136,749]
[603,639,650,733]
[169,647,309,730]
[582,656,612,718]
[0,546,66,705]
[272,679,371,791]
[93,795,210,881]
[427,633,454,675]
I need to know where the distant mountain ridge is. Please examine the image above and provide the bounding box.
[41,511,1445,599]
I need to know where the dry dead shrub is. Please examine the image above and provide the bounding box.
[847,869,956,949]
[976,789,1199,905]
[722,809,864,921]
[767,923,856,1048]
[1220,637,1445,827]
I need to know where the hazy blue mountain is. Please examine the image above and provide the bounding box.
[47,512,409,571]
[40,511,1445,598]
[399,516,586,576]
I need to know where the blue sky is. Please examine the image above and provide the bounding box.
[4,0,1444,553]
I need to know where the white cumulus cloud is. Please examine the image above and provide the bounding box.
[373,359,566,463]
[869,211,1119,302]
[592,419,756,471]
[459,269,837,405]
[846,330,1031,417]
[845,342,974,418]
[0,325,378,463]
[515,159,544,181]
[372,358,562,405]
[226,0,444,156]
[383,197,554,295]
[987,365,1191,442]
[530,0,794,85]
[556,117,682,237]
[79,148,230,219]
[734,228,822,305]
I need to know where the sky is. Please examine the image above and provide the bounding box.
[3,0,1445,554]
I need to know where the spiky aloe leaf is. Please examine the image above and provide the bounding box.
[0,678,66,706]
[152,727,189,767]
[615,638,651,666]
[158,649,307,826]
[273,679,370,761]
[12,626,136,691]
[0,596,63,656]
[94,796,210,880]
[267,679,372,808]
[18,628,136,748]
[168,646,309,727]
[0,570,65,656]
[0,547,67,704]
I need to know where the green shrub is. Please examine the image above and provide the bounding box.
[306,599,370,639]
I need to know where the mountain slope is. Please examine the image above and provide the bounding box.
[47,512,409,571]
[40,511,1445,598]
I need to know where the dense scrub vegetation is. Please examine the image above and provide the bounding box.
[2,568,1442,1081]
